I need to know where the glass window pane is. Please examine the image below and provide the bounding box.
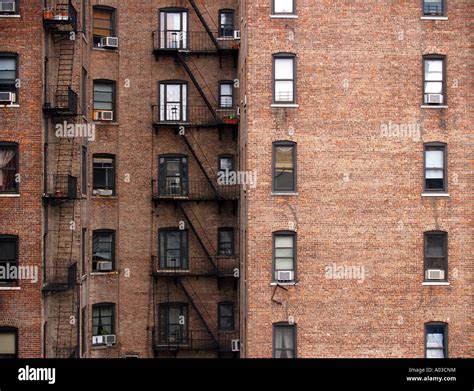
[166,13,181,30]
[275,58,293,79]
[426,235,444,257]
[275,235,293,248]
[274,0,294,13]
[0,333,16,354]
[0,58,15,71]
[275,81,294,101]
[426,150,444,168]
[426,169,444,179]
[424,82,443,93]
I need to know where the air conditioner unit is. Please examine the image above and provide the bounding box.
[94,110,114,121]
[0,1,16,13]
[236,106,241,116]
[93,188,113,196]
[104,334,116,346]
[426,94,443,104]
[233,30,241,40]
[231,339,240,352]
[100,37,119,48]
[276,270,294,283]
[0,92,14,104]
[426,269,445,280]
[97,261,113,271]
[92,335,104,345]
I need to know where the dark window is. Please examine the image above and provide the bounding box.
[219,81,234,108]
[82,0,87,31]
[218,302,235,331]
[82,146,87,195]
[159,303,188,344]
[81,307,86,356]
[425,323,447,358]
[92,230,115,272]
[81,67,87,115]
[0,0,19,15]
[273,232,296,282]
[273,142,296,192]
[273,54,295,103]
[424,232,447,281]
[93,6,115,46]
[92,303,115,336]
[218,228,234,256]
[273,323,296,358]
[273,0,295,14]
[423,56,445,105]
[424,143,446,192]
[93,80,115,119]
[81,228,87,275]
[0,54,18,103]
[158,155,188,196]
[159,229,188,269]
[219,10,234,37]
[0,235,18,285]
[0,327,18,358]
[159,10,188,49]
[423,0,444,16]
[93,155,115,196]
[159,82,187,121]
[218,155,234,184]
[0,143,18,193]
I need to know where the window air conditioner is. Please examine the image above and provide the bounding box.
[94,110,114,121]
[231,339,240,352]
[233,30,241,40]
[426,269,445,280]
[426,94,443,104]
[0,2,16,13]
[97,261,113,271]
[104,334,116,346]
[92,335,104,345]
[0,92,14,104]
[276,270,294,282]
[100,37,119,48]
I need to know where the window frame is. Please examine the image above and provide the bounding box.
[0,53,19,104]
[218,9,235,38]
[92,229,116,272]
[0,326,18,358]
[159,8,188,50]
[158,228,188,270]
[272,322,296,358]
[0,142,19,194]
[158,302,188,344]
[422,55,446,105]
[272,231,296,282]
[218,302,235,331]
[0,234,18,286]
[272,141,296,193]
[159,80,188,122]
[218,227,235,256]
[422,0,445,16]
[272,0,296,15]
[158,153,189,196]
[424,231,448,282]
[93,79,116,118]
[92,6,116,47]
[92,153,116,195]
[423,142,447,193]
[218,80,234,108]
[425,322,448,358]
[91,303,115,337]
[273,53,296,104]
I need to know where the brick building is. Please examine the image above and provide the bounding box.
[0,0,472,359]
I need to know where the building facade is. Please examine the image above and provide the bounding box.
[0,0,472,359]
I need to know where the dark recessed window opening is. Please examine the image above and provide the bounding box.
[158,155,188,196]
[218,302,235,330]
[0,143,18,194]
[273,142,296,192]
[0,235,18,285]
[159,82,187,122]
[425,323,447,358]
[423,56,445,105]
[423,0,444,16]
[92,304,115,336]
[93,155,115,196]
[93,81,115,120]
[273,323,296,358]
[92,230,115,272]
[273,232,296,282]
[0,54,18,104]
[219,10,234,37]
[93,7,116,47]
[424,144,446,192]
[273,55,295,103]
[219,82,234,108]
[159,229,188,269]
[424,232,447,282]
[159,303,188,344]
[218,155,234,185]
[218,228,234,256]
[159,11,188,49]
[0,327,18,358]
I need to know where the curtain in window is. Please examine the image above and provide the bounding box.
[424,60,443,94]
[426,333,445,358]
[0,332,16,355]
[0,148,15,189]
[274,327,294,358]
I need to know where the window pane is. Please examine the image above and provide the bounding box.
[426,150,444,168]
[275,257,293,270]
[424,82,443,94]
[0,333,16,354]
[426,169,444,179]
[221,83,232,96]
[0,58,15,71]
[275,58,293,79]
[0,241,15,260]
[219,158,233,171]
[275,81,294,101]
[426,235,444,258]
[275,235,293,248]
[274,0,294,13]
[166,13,182,30]
[425,60,443,79]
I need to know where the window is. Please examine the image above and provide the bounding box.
[92,230,115,272]
[93,6,116,47]
[273,232,296,282]
[424,143,447,192]
[425,323,447,358]
[159,10,188,49]
[219,10,234,37]
[273,0,295,15]
[82,0,87,31]
[273,323,296,358]
[81,67,87,115]
[159,229,188,269]
[93,154,115,196]
[423,0,444,16]
[0,54,18,103]
[92,303,115,336]
[424,232,447,281]
[0,0,19,15]
[273,54,295,103]
[159,303,188,344]
[219,81,234,108]
[0,143,18,193]
[218,228,234,256]
[93,80,115,120]
[218,302,235,331]
[218,155,234,184]
[423,56,445,105]
[81,307,86,356]
[159,82,187,122]
[0,235,18,285]
[273,142,296,192]
[0,327,17,358]
[81,229,87,276]
[82,146,87,195]
[158,155,188,196]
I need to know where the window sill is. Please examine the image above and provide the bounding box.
[422,281,450,286]
[92,195,117,199]
[271,192,299,196]
[92,47,119,53]
[421,16,447,20]
[0,194,20,197]
[0,286,21,290]
[271,104,299,108]
[0,104,20,108]
[422,192,449,197]
[270,282,298,286]
[91,344,116,350]
[421,105,448,109]
[90,271,118,276]
[93,121,119,126]
[0,14,20,18]
[270,15,298,19]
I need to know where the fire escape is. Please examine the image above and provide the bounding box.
[151,0,240,356]
[42,0,80,358]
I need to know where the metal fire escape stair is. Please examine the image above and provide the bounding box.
[55,37,75,111]
[187,0,220,51]
[54,283,78,358]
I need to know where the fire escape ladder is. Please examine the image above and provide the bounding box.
[176,278,219,348]
[54,278,78,358]
[187,0,220,51]
[56,37,76,110]
[180,132,219,199]
[176,53,218,122]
